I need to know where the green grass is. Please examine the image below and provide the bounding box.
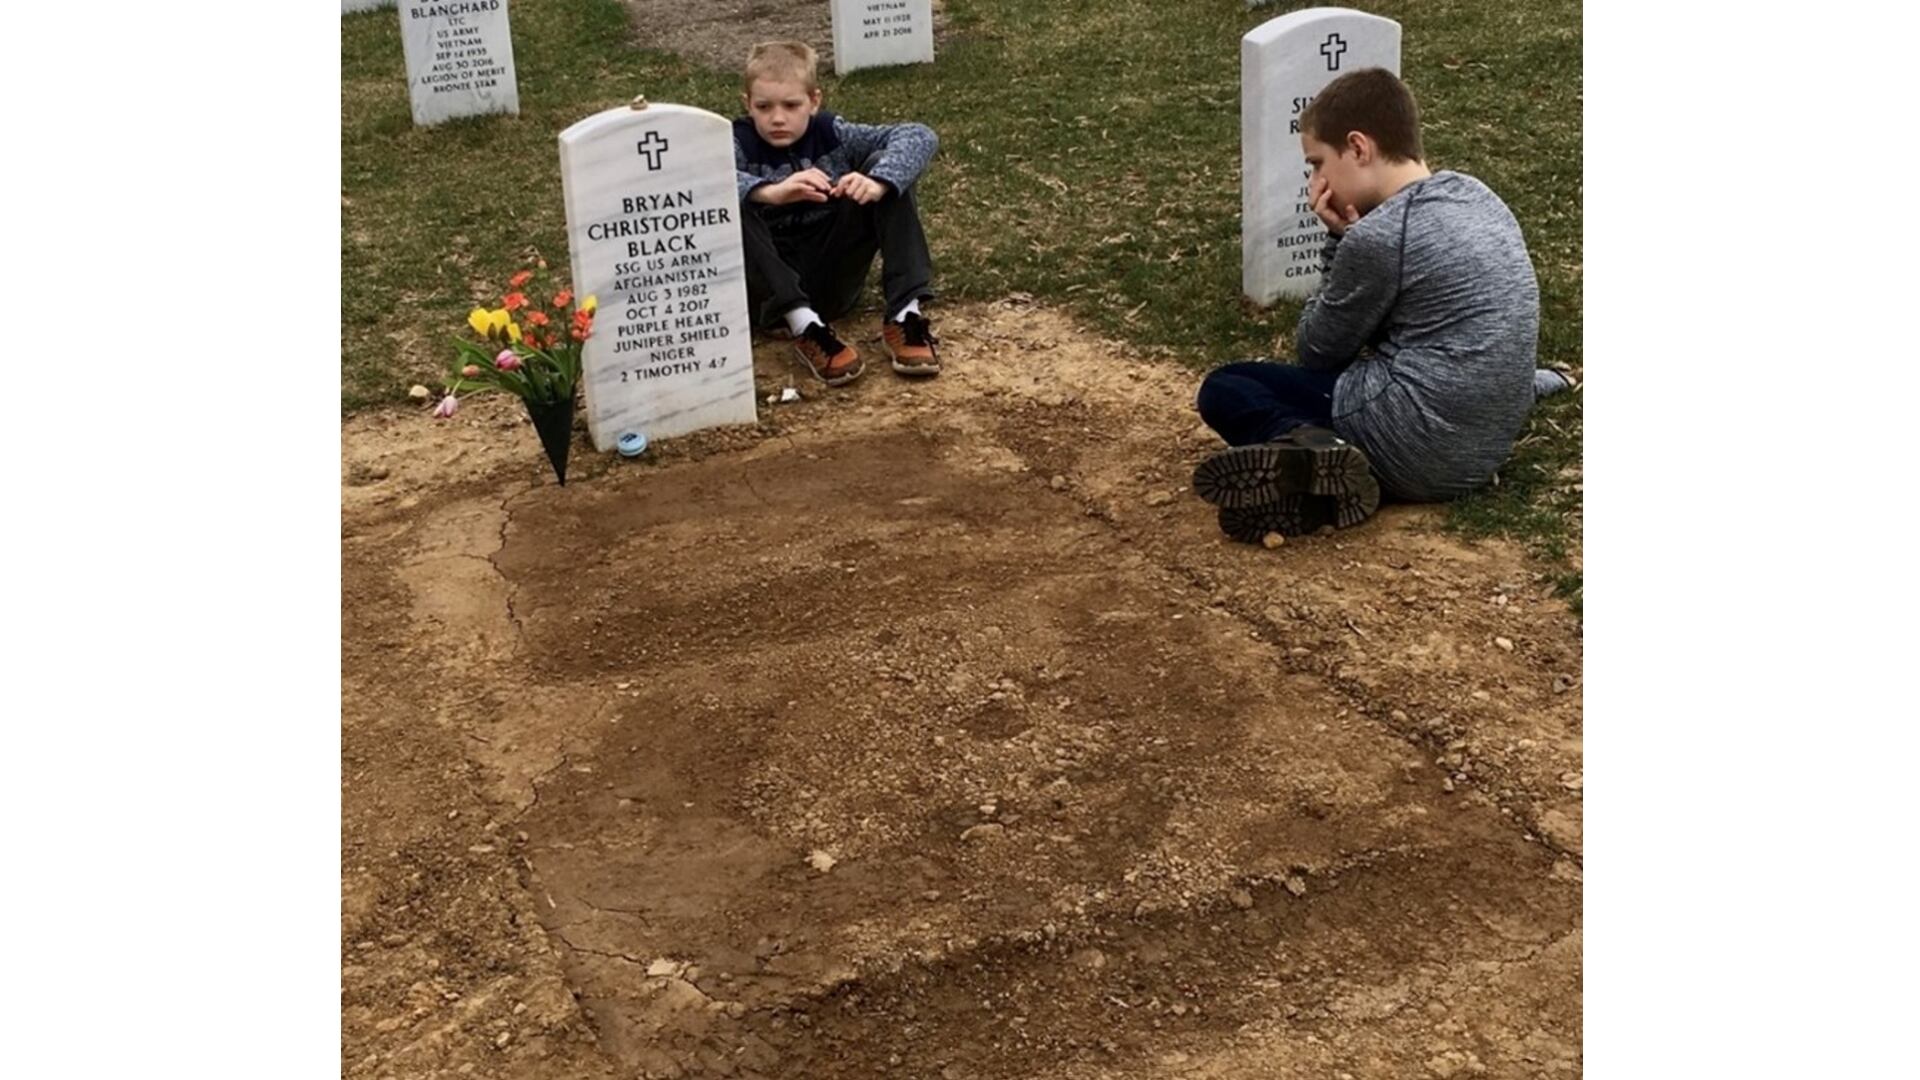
[343,0,1582,586]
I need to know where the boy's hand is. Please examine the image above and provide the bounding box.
[754,168,833,205]
[831,171,889,205]
[1309,176,1361,236]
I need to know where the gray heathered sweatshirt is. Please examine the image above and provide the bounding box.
[1295,171,1540,501]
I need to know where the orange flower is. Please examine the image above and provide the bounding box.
[509,270,534,288]
[570,328,587,342]
[526,310,551,328]
[551,289,573,308]
[502,292,527,312]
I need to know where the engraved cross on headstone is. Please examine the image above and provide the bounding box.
[635,131,670,171]
[1320,32,1347,72]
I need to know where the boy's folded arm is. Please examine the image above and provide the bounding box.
[737,169,773,202]
[1294,229,1400,371]
[832,117,939,193]
[734,134,775,202]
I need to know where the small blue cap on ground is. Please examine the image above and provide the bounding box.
[617,431,648,457]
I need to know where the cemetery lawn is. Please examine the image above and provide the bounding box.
[343,0,1582,594]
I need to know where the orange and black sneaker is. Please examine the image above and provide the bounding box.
[882,311,941,377]
[793,322,863,387]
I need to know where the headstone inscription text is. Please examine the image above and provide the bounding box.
[400,1,520,126]
[558,104,758,449]
[830,0,935,75]
[1241,7,1401,305]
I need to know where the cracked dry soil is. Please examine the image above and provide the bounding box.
[342,300,1583,1079]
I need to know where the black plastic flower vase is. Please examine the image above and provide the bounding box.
[523,393,577,485]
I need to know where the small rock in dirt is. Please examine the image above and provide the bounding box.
[1072,947,1107,970]
[1229,888,1255,910]
[1552,674,1577,695]
[1171,1003,1189,1016]
[1470,690,1491,702]
[512,1002,527,1015]
[1284,875,1308,897]
[806,849,837,874]
[1493,637,1515,652]
[1050,475,1070,492]
[1262,532,1286,549]
[408,384,431,401]
[646,958,682,978]
[1390,709,1409,724]
[960,823,1006,843]
[1145,490,1176,507]
[923,889,942,902]
[1442,777,1456,793]
[494,1030,512,1049]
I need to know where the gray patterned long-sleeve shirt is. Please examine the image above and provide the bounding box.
[1296,171,1541,501]
[733,111,939,234]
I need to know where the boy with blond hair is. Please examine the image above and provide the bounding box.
[733,40,942,386]
[1192,67,1571,540]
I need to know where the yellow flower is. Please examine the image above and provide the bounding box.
[484,308,511,340]
[507,321,523,344]
[580,295,598,314]
[467,308,491,336]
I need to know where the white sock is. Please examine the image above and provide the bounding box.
[892,298,922,323]
[784,306,823,337]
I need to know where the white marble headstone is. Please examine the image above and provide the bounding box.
[399,1,519,126]
[342,0,395,14]
[1241,7,1401,305]
[558,104,758,450]
[830,0,935,76]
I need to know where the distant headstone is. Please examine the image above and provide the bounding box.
[1241,7,1401,305]
[830,0,935,75]
[558,103,758,449]
[399,1,519,126]
[342,0,395,13]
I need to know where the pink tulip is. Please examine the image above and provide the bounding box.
[432,394,459,419]
[495,349,522,371]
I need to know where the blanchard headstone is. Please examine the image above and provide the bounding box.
[830,0,935,76]
[558,103,758,449]
[399,1,519,126]
[342,0,395,13]
[1241,7,1401,305]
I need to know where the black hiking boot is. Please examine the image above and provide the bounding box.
[1215,475,1381,542]
[1192,425,1378,515]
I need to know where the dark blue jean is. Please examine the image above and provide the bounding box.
[1195,361,1341,446]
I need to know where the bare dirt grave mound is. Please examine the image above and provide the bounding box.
[620,0,953,74]
[343,301,1582,1078]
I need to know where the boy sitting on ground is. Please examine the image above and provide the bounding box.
[1192,67,1571,541]
[733,40,942,387]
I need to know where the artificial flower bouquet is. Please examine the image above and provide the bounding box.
[436,265,597,483]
